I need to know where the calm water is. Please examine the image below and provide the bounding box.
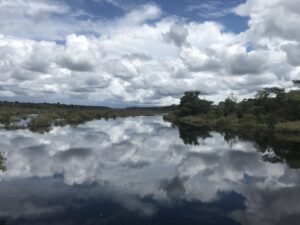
[0,116,300,225]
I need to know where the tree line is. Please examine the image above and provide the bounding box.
[173,80,300,128]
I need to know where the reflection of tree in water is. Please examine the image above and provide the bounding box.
[173,121,300,168]
[221,129,300,168]
[222,132,237,144]
[0,218,7,225]
[0,152,6,172]
[160,177,186,200]
[176,124,212,146]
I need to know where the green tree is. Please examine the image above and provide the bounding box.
[222,94,237,116]
[255,87,285,113]
[293,80,300,88]
[266,114,277,130]
[178,91,212,116]
[255,87,284,100]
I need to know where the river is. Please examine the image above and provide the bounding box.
[0,116,299,225]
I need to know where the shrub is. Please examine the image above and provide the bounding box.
[0,152,6,172]
[27,116,53,133]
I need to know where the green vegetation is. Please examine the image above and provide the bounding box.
[293,80,300,88]
[0,101,176,133]
[0,152,6,172]
[165,87,300,167]
[164,88,300,133]
[177,91,212,116]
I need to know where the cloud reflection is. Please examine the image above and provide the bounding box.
[0,116,299,225]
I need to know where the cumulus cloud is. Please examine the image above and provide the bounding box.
[180,46,223,72]
[164,24,189,47]
[122,3,162,25]
[229,50,268,75]
[57,35,101,72]
[282,43,300,66]
[0,0,298,105]
[235,0,300,42]
[24,41,57,73]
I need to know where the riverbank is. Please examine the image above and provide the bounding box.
[0,101,176,133]
[166,116,300,168]
[163,114,300,135]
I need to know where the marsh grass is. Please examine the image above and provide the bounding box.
[276,121,300,133]
[0,152,6,172]
[0,102,175,133]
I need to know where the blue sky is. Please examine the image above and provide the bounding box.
[60,0,248,34]
[0,0,298,106]
[61,0,247,25]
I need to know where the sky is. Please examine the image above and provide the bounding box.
[0,0,299,106]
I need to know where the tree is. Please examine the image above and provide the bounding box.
[222,94,237,116]
[266,114,277,130]
[255,87,285,114]
[178,91,212,116]
[293,80,300,88]
[255,87,284,100]
[178,124,211,145]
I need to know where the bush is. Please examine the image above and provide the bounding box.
[27,116,53,133]
[0,113,12,128]
[178,91,212,116]
[0,152,6,172]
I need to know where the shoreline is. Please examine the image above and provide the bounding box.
[163,114,300,135]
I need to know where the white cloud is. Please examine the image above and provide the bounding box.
[0,0,298,105]
[282,43,300,66]
[0,0,69,15]
[186,1,235,19]
[122,3,162,25]
[235,0,300,42]
[57,35,101,72]
[164,24,189,47]
[228,50,269,75]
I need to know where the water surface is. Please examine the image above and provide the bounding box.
[0,116,299,225]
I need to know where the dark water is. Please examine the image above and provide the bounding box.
[0,116,300,225]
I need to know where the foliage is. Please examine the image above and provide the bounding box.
[220,94,237,117]
[293,80,300,88]
[177,91,212,117]
[27,116,53,134]
[166,87,300,133]
[177,123,212,145]
[255,87,285,99]
[0,113,12,128]
[0,101,176,133]
[0,152,6,172]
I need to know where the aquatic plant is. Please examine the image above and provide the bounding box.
[0,152,6,172]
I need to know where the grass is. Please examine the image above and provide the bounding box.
[164,114,258,128]
[0,102,175,133]
[163,113,300,134]
[276,121,300,133]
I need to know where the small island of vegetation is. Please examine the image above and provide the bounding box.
[0,102,176,133]
[0,152,6,172]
